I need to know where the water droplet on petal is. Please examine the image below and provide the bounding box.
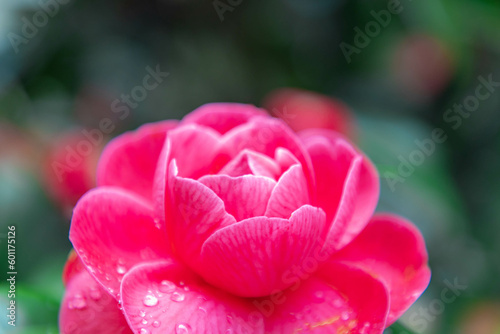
[89,288,102,301]
[143,294,159,307]
[140,329,149,334]
[69,294,87,310]
[341,311,350,321]
[140,310,146,317]
[314,291,324,302]
[170,291,185,302]
[152,321,161,328]
[198,306,207,314]
[154,218,162,229]
[117,265,126,274]
[159,280,176,293]
[176,323,191,334]
[333,299,342,308]
[141,319,148,325]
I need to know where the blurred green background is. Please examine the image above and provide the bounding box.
[0,0,499,333]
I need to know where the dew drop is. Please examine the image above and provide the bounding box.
[140,329,149,334]
[143,294,159,307]
[170,291,185,302]
[69,294,87,310]
[89,288,102,301]
[152,320,161,328]
[159,280,176,293]
[117,265,126,275]
[176,323,192,334]
[141,319,148,325]
[154,218,162,229]
[314,291,324,302]
[198,306,207,314]
[341,311,350,321]
[140,310,146,317]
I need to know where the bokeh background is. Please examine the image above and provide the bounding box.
[1,0,499,333]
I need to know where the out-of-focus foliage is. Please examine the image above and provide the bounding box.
[0,0,499,333]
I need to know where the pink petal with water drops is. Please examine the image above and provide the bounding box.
[97,120,177,201]
[198,205,327,297]
[70,187,172,299]
[198,174,276,221]
[330,214,431,325]
[60,269,132,334]
[265,262,389,333]
[181,103,267,135]
[120,260,265,334]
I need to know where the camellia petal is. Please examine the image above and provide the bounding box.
[198,205,327,297]
[70,187,172,299]
[60,269,133,334]
[181,102,267,135]
[330,214,431,325]
[165,124,221,179]
[265,262,389,333]
[265,164,310,219]
[301,130,379,252]
[97,120,178,201]
[120,260,263,334]
[169,172,237,268]
[220,116,316,198]
[218,149,281,179]
[198,174,277,221]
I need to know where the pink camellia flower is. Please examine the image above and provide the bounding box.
[60,103,430,333]
[263,88,355,138]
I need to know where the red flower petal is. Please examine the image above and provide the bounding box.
[218,149,281,179]
[169,172,237,268]
[97,120,177,201]
[119,261,388,334]
[181,103,267,134]
[62,250,85,286]
[301,130,379,252]
[199,174,276,221]
[198,205,327,297]
[265,164,310,219]
[221,116,316,199]
[267,262,389,333]
[60,269,132,334]
[70,187,172,299]
[330,214,431,324]
[120,260,263,334]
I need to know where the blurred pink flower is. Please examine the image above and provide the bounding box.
[393,34,455,100]
[60,103,430,333]
[263,88,355,138]
[41,131,101,214]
